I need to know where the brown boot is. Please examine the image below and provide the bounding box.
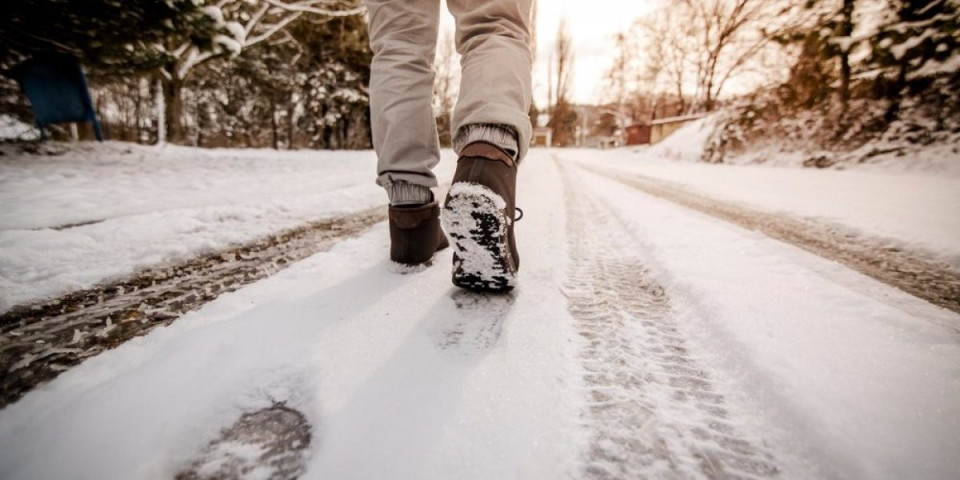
[389,201,449,265]
[441,142,520,292]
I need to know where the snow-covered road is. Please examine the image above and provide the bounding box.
[1,146,958,479]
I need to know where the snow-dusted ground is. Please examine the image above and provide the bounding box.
[0,142,455,312]
[647,113,960,176]
[0,115,40,142]
[566,149,960,270]
[1,144,959,479]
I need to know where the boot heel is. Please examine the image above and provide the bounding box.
[388,201,448,266]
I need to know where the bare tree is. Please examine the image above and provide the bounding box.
[551,18,575,109]
[156,0,364,143]
[601,31,647,134]
[624,0,798,114]
[636,7,697,114]
[603,32,632,114]
[547,18,577,145]
[687,0,813,111]
[837,0,854,113]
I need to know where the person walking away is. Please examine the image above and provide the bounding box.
[366,0,534,292]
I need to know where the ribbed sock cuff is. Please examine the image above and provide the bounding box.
[454,124,520,160]
[385,181,433,206]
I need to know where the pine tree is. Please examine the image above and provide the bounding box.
[866,0,960,119]
[288,14,372,149]
[182,13,372,149]
[0,0,215,72]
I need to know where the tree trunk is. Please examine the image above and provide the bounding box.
[155,77,166,145]
[884,63,908,123]
[287,103,296,149]
[321,104,331,148]
[323,125,333,149]
[137,77,148,144]
[163,78,185,144]
[271,104,279,150]
[675,75,686,115]
[839,0,854,118]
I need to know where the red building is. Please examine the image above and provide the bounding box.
[625,124,651,145]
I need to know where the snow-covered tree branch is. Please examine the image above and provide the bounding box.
[157,0,365,143]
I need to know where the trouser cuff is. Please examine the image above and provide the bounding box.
[385,181,433,206]
[454,124,520,161]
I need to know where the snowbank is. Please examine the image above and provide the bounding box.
[646,115,717,162]
[0,115,40,142]
[642,109,960,177]
[563,149,960,270]
[0,141,456,312]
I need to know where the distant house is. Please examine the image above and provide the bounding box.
[650,114,705,144]
[625,114,707,146]
[625,124,651,145]
[531,126,552,147]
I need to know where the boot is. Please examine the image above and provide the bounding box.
[389,201,449,265]
[441,142,520,292]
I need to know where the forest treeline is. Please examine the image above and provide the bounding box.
[2,0,958,155]
[597,0,959,160]
[1,0,372,149]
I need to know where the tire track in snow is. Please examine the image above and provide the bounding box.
[0,207,386,408]
[582,165,960,318]
[559,159,781,479]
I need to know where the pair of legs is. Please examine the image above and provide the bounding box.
[368,0,534,291]
[366,0,534,204]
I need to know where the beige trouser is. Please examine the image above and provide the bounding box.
[366,0,534,203]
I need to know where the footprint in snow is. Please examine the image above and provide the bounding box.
[175,404,312,480]
[436,289,514,354]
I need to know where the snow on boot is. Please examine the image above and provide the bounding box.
[441,141,520,293]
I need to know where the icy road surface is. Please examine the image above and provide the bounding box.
[1,147,959,479]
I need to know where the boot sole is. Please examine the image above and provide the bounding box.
[441,183,516,293]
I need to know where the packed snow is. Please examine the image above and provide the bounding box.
[4,140,958,313]
[0,141,455,312]
[0,143,958,479]
[644,115,717,162]
[0,115,40,142]
[572,163,960,479]
[645,112,960,176]
[565,149,960,270]
[0,155,584,479]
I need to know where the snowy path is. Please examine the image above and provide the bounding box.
[577,163,960,318]
[559,160,784,478]
[0,207,385,407]
[559,155,960,479]
[0,143,457,312]
[1,148,959,479]
[564,149,960,269]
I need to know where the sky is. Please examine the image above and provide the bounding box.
[529,0,660,106]
[440,0,661,107]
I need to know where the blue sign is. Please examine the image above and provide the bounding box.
[11,54,104,141]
